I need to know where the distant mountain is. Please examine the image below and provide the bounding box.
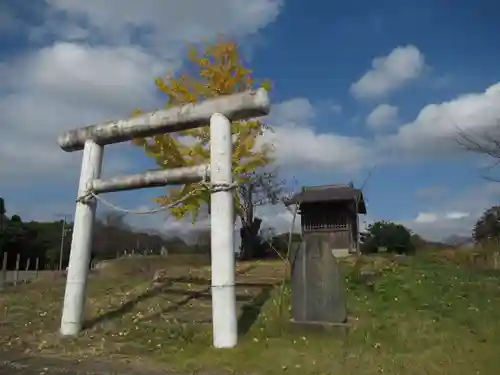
[410,232,448,250]
[442,235,474,248]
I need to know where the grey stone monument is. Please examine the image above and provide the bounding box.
[290,235,347,326]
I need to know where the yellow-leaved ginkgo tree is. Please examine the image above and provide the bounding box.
[132,40,284,259]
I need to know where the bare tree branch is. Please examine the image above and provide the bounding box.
[456,120,500,181]
[237,168,288,226]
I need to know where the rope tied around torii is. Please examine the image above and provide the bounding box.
[75,168,238,215]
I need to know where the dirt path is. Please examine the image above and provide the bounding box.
[0,353,174,375]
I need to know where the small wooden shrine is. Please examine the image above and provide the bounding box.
[287,184,366,254]
[285,184,367,328]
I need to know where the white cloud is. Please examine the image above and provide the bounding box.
[265,98,371,170]
[0,43,162,183]
[271,126,370,169]
[126,198,301,242]
[257,203,302,234]
[270,98,316,125]
[359,216,373,233]
[0,0,284,203]
[0,0,283,180]
[366,104,399,129]
[4,2,500,241]
[0,0,294,241]
[350,45,425,99]
[381,82,500,159]
[40,0,283,52]
[256,85,469,170]
[414,211,470,225]
[445,211,470,220]
[414,212,438,224]
[405,183,500,241]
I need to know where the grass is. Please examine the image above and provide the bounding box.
[1,253,500,374]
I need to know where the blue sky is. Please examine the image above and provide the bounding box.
[1,0,500,241]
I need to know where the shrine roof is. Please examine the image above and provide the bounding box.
[285,184,367,214]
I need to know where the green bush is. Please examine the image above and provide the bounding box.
[360,220,415,255]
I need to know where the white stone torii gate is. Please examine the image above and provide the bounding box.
[57,89,270,349]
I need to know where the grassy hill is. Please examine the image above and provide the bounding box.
[0,253,499,375]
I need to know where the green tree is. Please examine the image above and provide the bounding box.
[45,246,62,268]
[473,206,500,268]
[0,197,5,217]
[361,220,415,255]
[10,214,21,223]
[0,197,5,259]
[473,206,500,244]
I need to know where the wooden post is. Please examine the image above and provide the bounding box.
[35,258,40,278]
[0,252,7,290]
[14,253,20,285]
[59,218,66,271]
[24,258,31,284]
